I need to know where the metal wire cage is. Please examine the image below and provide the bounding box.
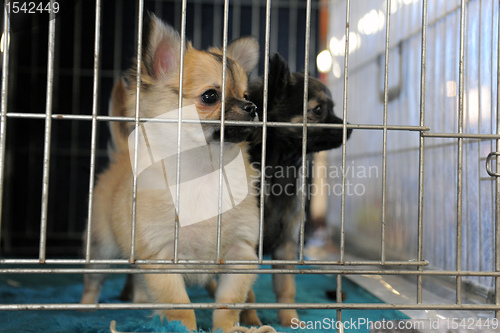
[0,0,500,332]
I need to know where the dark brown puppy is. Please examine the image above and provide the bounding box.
[246,53,352,326]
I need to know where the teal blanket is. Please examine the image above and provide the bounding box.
[0,268,407,332]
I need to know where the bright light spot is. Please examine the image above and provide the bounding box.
[317,50,333,73]
[357,9,385,35]
[0,33,9,53]
[349,32,362,52]
[466,86,492,126]
[446,81,457,97]
[383,0,419,15]
[332,62,341,78]
[329,37,344,56]
[329,32,362,56]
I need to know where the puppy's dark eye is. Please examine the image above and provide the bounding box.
[201,89,219,105]
[243,93,249,101]
[312,105,322,116]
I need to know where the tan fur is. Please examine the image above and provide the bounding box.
[81,14,260,333]
[108,78,130,155]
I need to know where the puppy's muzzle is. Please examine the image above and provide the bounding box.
[242,101,258,120]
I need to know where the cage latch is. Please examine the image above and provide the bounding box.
[486,152,500,177]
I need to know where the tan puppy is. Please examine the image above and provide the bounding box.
[80,14,260,332]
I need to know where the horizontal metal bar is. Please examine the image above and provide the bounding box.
[1,268,499,277]
[423,132,500,139]
[4,113,430,131]
[0,302,499,312]
[0,258,428,266]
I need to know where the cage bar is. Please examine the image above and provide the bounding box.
[456,0,467,305]
[0,2,10,254]
[216,0,231,262]
[298,0,312,265]
[380,0,392,265]
[39,2,57,263]
[257,0,272,263]
[1,302,500,312]
[84,0,102,263]
[496,0,500,318]
[173,0,188,264]
[129,0,145,264]
[417,0,429,305]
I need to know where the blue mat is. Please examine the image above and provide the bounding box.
[0,267,408,332]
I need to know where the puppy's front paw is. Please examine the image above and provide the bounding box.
[213,309,241,332]
[278,309,299,327]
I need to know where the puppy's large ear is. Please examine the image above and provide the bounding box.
[140,13,182,80]
[226,37,259,75]
[268,53,291,100]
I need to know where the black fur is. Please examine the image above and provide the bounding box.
[248,53,352,254]
[246,53,352,325]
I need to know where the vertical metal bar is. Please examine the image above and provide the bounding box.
[39,1,57,263]
[339,0,351,265]
[48,6,62,232]
[456,0,467,305]
[173,0,188,264]
[477,0,483,287]
[0,2,11,253]
[298,0,312,263]
[495,0,500,318]
[417,0,428,304]
[380,0,392,265]
[85,0,102,262]
[336,274,343,332]
[338,0,351,330]
[258,0,272,263]
[216,0,230,262]
[488,0,495,291]
[131,0,145,263]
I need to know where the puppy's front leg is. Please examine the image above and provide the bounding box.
[119,273,150,303]
[81,264,109,305]
[272,240,299,327]
[214,268,257,332]
[141,269,197,331]
[213,244,258,332]
[239,288,262,326]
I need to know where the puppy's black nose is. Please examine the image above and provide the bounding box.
[243,102,258,119]
[243,102,257,113]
